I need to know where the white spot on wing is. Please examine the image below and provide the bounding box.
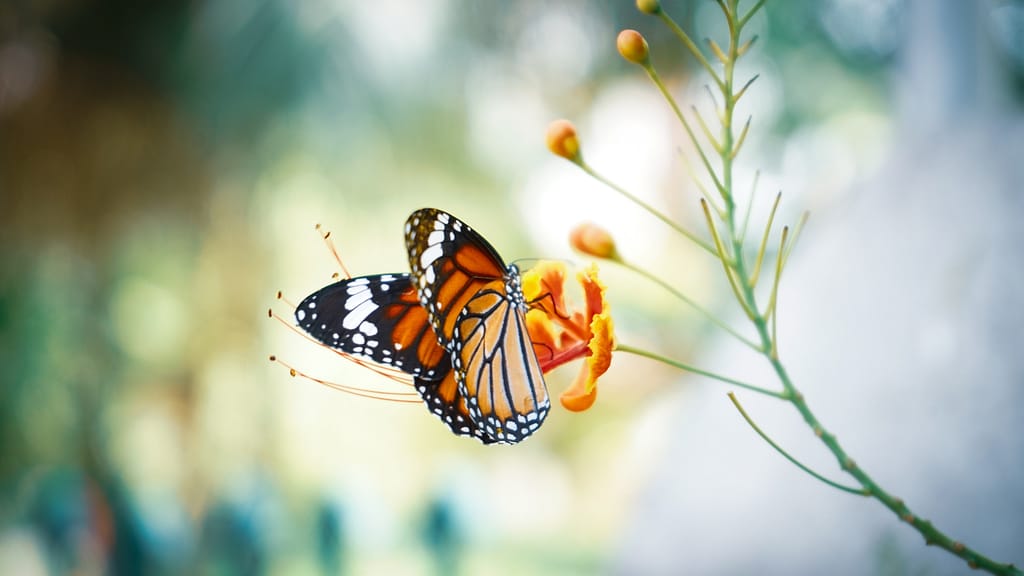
[419,244,444,269]
[342,300,377,330]
[344,288,373,310]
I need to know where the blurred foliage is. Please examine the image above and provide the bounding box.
[1,0,1022,574]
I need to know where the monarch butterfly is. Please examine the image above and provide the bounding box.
[296,208,549,444]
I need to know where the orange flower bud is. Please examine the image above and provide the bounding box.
[570,222,619,261]
[545,119,581,162]
[636,0,661,15]
[617,30,650,65]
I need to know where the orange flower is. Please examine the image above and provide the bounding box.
[522,261,615,412]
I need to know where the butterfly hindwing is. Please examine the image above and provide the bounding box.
[415,371,497,445]
[295,273,449,381]
[296,271,498,443]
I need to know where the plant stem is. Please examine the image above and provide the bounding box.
[727,392,868,495]
[577,160,717,257]
[616,344,787,399]
[618,259,761,351]
[690,2,1023,573]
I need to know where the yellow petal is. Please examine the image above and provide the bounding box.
[585,313,615,393]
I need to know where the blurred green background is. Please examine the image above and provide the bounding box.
[2,0,1023,574]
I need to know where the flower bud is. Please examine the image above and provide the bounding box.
[617,30,650,65]
[545,119,581,162]
[636,0,661,15]
[570,222,619,261]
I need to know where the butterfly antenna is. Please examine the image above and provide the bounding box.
[315,223,352,279]
[268,355,420,403]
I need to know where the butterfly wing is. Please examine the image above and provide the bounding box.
[405,208,508,345]
[415,371,497,445]
[405,208,549,444]
[296,272,497,442]
[295,273,449,380]
[452,272,549,443]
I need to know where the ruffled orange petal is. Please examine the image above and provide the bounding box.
[587,312,615,387]
[522,261,570,318]
[559,312,614,412]
[579,264,607,321]
[560,370,598,412]
[526,308,558,366]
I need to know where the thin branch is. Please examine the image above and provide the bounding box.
[701,199,755,319]
[728,393,869,495]
[737,34,760,57]
[692,105,723,154]
[707,38,728,64]
[734,74,760,103]
[618,258,761,352]
[738,0,767,31]
[739,170,760,244]
[730,115,752,160]
[578,161,717,256]
[618,344,787,399]
[767,226,789,357]
[656,11,725,92]
[643,64,728,199]
[781,210,810,271]
[749,191,782,288]
[703,84,721,116]
[678,149,727,219]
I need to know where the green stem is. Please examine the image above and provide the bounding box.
[655,11,725,93]
[727,392,868,496]
[642,64,727,200]
[618,259,761,352]
[754,332,1021,575]
[703,4,1022,574]
[616,344,787,399]
[577,160,717,257]
[749,190,781,289]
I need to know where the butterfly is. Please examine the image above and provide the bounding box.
[296,208,549,444]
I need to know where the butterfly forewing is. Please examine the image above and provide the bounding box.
[405,208,508,345]
[295,274,449,381]
[404,208,550,444]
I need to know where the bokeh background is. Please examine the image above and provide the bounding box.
[2,0,1023,574]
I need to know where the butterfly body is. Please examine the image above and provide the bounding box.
[296,208,549,444]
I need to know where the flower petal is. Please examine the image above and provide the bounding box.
[560,369,598,412]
